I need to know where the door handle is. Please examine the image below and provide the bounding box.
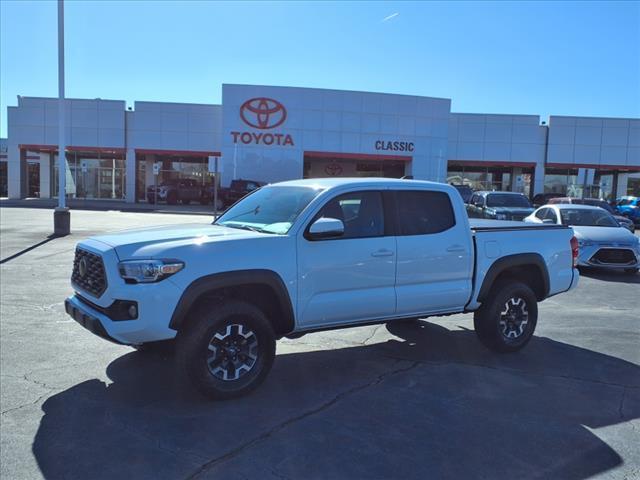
[371,249,394,257]
[446,245,466,253]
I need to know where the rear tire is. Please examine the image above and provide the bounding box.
[176,300,276,400]
[473,280,538,353]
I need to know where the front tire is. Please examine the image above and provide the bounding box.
[176,300,276,400]
[473,280,538,353]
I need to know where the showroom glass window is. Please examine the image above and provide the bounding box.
[135,154,215,202]
[52,150,126,200]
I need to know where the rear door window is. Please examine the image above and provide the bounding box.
[535,208,548,220]
[544,208,559,223]
[395,190,456,235]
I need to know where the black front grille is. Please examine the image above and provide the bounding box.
[72,248,107,297]
[591,248,636,265]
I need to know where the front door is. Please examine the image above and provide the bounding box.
[297,190,396,327]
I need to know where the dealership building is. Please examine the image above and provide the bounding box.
[1,84,639,202]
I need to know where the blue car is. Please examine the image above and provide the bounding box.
[615,197,640,225]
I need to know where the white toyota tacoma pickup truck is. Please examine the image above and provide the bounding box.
[65,178,580,399]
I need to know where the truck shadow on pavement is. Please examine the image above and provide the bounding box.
[33,322,639,480]
[578,267,640,284]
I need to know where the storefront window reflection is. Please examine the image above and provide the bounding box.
[544,168,616,200]
[52,150,126,200]
[135,154,214,202]
[447,165,531,196]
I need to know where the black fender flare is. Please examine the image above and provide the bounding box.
[477,253,550,302]
[169,269,295,334]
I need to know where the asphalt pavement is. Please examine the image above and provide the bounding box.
[1,208,639,480]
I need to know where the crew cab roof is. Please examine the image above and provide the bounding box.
[273,177,447,189]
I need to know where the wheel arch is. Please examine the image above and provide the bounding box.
[477,253,550,303]
[169,269,295,338]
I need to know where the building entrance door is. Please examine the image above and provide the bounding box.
[27,161,40,197]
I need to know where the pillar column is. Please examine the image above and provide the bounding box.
[533,163,545,196]
[125,148,135,203]
[39,153,51,198]
[7,144,22,199]
[145,154,156,189]
[616,173,628,198]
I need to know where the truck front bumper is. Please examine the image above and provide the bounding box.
[65,291,180,345]
[65,296,128,345]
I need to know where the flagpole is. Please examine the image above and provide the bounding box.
[54,0,70,235]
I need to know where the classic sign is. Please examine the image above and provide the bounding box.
[375,140,414,152]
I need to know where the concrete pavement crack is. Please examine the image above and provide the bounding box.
[184,360,420,479]
[360,324,383,346]
[619,387,628,420]
[1,392,50,416]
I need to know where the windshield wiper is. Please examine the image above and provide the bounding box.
[223,224,275,234]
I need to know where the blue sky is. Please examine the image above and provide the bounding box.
[1,1,639,137]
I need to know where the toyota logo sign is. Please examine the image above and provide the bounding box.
[325,163,343,176]
[240,97,287,130]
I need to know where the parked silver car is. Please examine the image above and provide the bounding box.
[524,204,640,274]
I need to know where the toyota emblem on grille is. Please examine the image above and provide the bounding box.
[240,97,287,130]
[78,258,87,278]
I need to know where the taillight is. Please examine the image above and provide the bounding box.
[570,236,579,268]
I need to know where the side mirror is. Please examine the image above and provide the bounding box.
[307,217,344,239]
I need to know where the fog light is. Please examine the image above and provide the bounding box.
[128,304,138,319]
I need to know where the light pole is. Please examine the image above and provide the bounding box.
[54,0,70,235]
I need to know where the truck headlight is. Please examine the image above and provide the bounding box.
[118,259,184,283]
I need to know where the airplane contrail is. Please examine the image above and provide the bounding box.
[382,12,399,22]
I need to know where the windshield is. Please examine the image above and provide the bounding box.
[559,208,619,227]
[486,193,532,208]
[215,185,324,234]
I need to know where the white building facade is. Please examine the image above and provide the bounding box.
[2,84,639,202]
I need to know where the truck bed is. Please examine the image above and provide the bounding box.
[469,219,567,232]
[465,219,576,311]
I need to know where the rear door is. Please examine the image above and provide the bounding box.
[297,190,396,327]
[393,189,473,315]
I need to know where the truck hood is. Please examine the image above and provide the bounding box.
[90,223,264,259]
[571,225,638,245]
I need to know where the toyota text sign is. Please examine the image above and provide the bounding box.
[231,97,294,146]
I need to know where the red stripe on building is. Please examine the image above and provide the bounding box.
[304,151,412,162]
[545,162,640,172]
[135,149,221,157]
[448,160,537,168]
[18,144,126,154]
